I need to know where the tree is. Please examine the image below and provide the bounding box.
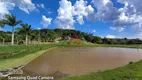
[40,29,48,42]
[2,14,22,45]
[0,31,6,44]
[47,30,58,42]
[102,37,110,44]
[84,34,94,42]
[61,30,71,40]
[118,39,127,44]
[0,20,4,44]
[110,39,118,44]
[18,23,32,45]
[15,33,24,45]
[92,36,102,44]
[73,33,80,39]
[29,29,41,44]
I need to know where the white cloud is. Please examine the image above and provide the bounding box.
[55,0,94,29]
[55,0,75,29]
[10,0,36,14]
[47,11,53,14]
[93,29,96,33]
[56,0,141,31]
[77,16,84,25]
[0,1,15,19]
[91,0,142,33]
[37,4,40,7]
[41,15,52,27]
[106,35,116,38]
[110,27,124,32]
[118,0,142,14]
[0,0,36,16]
[73,0,94,25]
[92,0,120,22]
[41,4,44,8]
[37,4,44,8]
[56,0,142,31]
[114,0,142,32]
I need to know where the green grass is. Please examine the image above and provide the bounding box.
[0,44,57,55]
[0,44,57,70]
[60,43,142,49]
[0,50,47,70]
[60,60,142,80]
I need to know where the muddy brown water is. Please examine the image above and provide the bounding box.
[16,47,142,78]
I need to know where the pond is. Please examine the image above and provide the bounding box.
[22,47,142,78]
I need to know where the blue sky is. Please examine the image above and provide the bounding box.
[0,0,142,39]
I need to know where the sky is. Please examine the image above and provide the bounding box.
[0,0,142,39]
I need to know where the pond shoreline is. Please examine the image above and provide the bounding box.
[17,46,142,79]
[0,44,142,79]
[60,59,142,80]
[0,65,24,77]
[0,47,57,78]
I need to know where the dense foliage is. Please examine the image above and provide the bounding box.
[1,14,22,45]
[0,28,142,45]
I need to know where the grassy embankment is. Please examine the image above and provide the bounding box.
[0,44,58,70]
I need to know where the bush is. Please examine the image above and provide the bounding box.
[68,39,84,45]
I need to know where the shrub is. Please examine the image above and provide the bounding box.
[68,39,84,45]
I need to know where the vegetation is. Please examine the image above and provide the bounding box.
[68,39,84,45]
[0,14,22,45]
[0,20,5,27]
[0,50,47,70]
[0,28,142,45]
[0,44,57,70]
[17,23,32,45]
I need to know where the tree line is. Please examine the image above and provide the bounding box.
[0,14,142,45]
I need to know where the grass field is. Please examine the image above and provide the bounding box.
[0,44,57,55]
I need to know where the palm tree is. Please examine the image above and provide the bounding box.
[2,14,22,45]
[18,23,32,45]
[0,20,6,45]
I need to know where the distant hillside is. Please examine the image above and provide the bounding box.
[0,29,142,45]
